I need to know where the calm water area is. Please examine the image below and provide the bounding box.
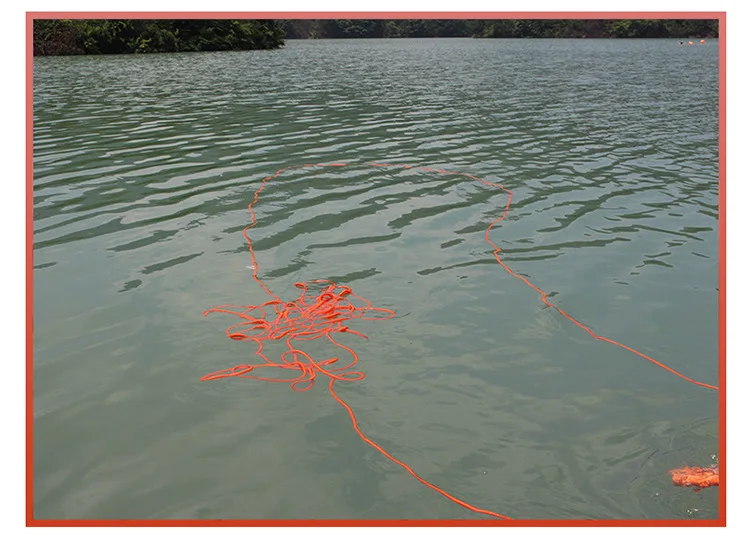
[33,37,719,520]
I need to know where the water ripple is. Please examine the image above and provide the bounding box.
[33,38,718,521]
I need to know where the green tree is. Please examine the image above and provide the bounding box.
[33,19,285,56]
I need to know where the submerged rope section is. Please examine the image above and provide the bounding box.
[202,162,718,519]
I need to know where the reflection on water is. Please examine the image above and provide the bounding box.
[33,38,718,520]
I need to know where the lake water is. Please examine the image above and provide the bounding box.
[32,37,719,521]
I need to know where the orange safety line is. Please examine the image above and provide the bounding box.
[203,162,718,520]
[371,162,717,391]
[328,378,512,520]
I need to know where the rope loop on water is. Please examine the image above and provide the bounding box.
[202,162,718,519]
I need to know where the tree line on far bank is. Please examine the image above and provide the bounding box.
[33,18,720,56]
[33,19,285,56]
[279,19,719,39]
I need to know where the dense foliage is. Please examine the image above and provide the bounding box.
[278,19,720,39]
[33,18,720,55]
[33,19,285,56]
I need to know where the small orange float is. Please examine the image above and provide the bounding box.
[669,465,719,490]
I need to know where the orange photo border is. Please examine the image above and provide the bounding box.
[25,10,727,527]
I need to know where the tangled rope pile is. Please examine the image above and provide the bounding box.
[202,162,718,519]
[202,280,394,391]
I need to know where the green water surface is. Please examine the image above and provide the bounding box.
[33,38,719,520]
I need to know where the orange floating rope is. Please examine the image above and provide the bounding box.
[202,279,395,392]
[203,162,718,519]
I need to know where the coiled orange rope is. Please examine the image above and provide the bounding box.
[202,162,718,518]
[202,279,394,392]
